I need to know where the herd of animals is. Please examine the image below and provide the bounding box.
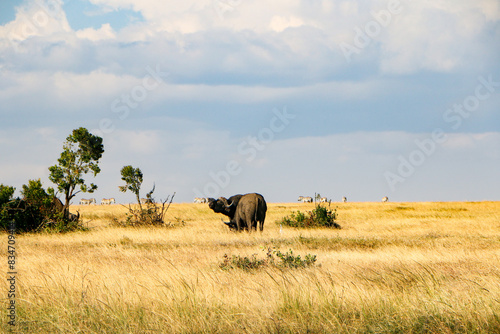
[195,195,389,204]
[79,198,115,205]
[79,197,155,205]
[77,194,390,232]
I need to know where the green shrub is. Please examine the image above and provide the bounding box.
[21,179,56,219]
[280,211,307,227]
[0,198,41,232]
[0,183,41,232]
[220,248,317,271]
[0,184,15,206]
[219,254,267,271]
[0,180,83,233]
[272,249,317,268]
[278,204,341,229]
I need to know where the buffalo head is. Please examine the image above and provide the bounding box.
[207,197,229,214]
[207,195,242,219]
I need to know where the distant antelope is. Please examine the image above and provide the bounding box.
[298,196,313,203]
[342,196,347,203]
[79,198,96,205]
[194,197,207,203]
[319,197,328,203]
[101,198,115,205]
[382,196,389,202]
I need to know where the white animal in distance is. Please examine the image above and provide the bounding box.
[101,198,116,205]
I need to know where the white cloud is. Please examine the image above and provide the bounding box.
[76,23,116,41]
[0,0,71,43]
[88,0,213,34]
[378,0,500,73]
[112,130,161,155]
[1,0,497,80]
[0,69,140,118]
[269,15,304,32]
[441,132,500,153]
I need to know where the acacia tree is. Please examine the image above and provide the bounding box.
[119,165,144,210]
[49,127,104,217]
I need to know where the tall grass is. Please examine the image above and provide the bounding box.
[1,201,499,333]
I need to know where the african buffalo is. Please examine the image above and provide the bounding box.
[207,193,267,231]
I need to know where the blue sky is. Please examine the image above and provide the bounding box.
[62,0,143,30]
[0,0,499,203]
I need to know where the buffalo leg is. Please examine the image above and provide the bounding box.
[236,218,244,232]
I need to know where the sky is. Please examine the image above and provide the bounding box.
[0,0,499,204]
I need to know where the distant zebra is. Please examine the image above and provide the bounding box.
[194,197,207,204]
[101,198,116,205]
[342,196,347,203]
[319,197,328,203]
[79,198,96,205]
[298,196,313,203]
[382,196,389,202]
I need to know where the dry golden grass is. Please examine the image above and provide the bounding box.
[1,201,500,333]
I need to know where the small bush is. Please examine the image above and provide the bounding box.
[220,248,317,271]
[272,249,317,268]
[280,211,307,227]
[219,254,267,271]
[278,203,341,229]
[118,165,176,227]
[42,216,85,234]
[119,193,175,227]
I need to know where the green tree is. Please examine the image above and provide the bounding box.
[0,184,15,207]
[48,127,104,216]
[119,165,144,210]
[21,179,56,219]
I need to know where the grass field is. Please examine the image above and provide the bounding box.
[2,201,500,333]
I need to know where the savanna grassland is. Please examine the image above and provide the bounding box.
[1,201,500,333]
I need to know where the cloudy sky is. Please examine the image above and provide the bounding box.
[1,0,499,203]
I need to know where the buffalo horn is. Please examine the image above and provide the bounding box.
[218,197,234,208]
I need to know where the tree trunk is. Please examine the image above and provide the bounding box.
[136,194,143,211]
[64,185,73,220]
